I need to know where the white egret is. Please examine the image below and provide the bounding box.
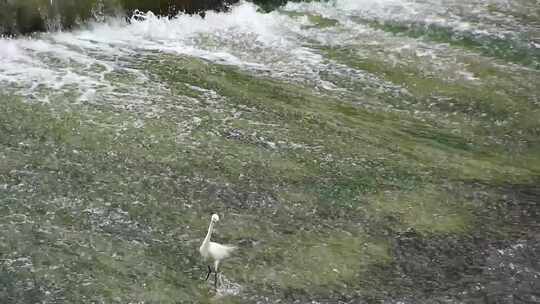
[199,214,236,288]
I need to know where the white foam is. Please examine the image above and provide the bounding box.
[0,0,534,106]
[284,0,421,21]
[0,1,337,102]
[285,0,531,42]
[0,40,26,59]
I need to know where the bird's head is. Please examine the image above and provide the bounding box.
[211,214,220,223]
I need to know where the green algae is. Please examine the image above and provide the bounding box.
[368,185,472,234]
[1,33,539,302]
[364,19,540,69]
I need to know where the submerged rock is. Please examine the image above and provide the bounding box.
[0,0,309,35]
[0,0,239,35]
[122,0,238,18]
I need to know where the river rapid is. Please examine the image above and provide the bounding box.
[0,0,539,303]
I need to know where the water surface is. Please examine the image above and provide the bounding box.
[1,1,539,303]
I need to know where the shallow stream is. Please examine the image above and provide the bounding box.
[1,0,539,302]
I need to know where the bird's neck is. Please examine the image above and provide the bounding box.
[202,220,214,247]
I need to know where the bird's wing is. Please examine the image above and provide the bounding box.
[209,241,236,260]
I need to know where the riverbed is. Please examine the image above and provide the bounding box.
[1,0,539,303]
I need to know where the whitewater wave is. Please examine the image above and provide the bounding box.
[0,1,343,103]
[0,0,537,105]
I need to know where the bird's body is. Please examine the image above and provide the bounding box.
[200,241,236,262]
[199,214,235,288]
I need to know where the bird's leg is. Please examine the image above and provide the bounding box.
[205,265,212,281]
[213,260,220,289]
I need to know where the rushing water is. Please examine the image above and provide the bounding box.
[1,0,539,303]
[1,0,537,103]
